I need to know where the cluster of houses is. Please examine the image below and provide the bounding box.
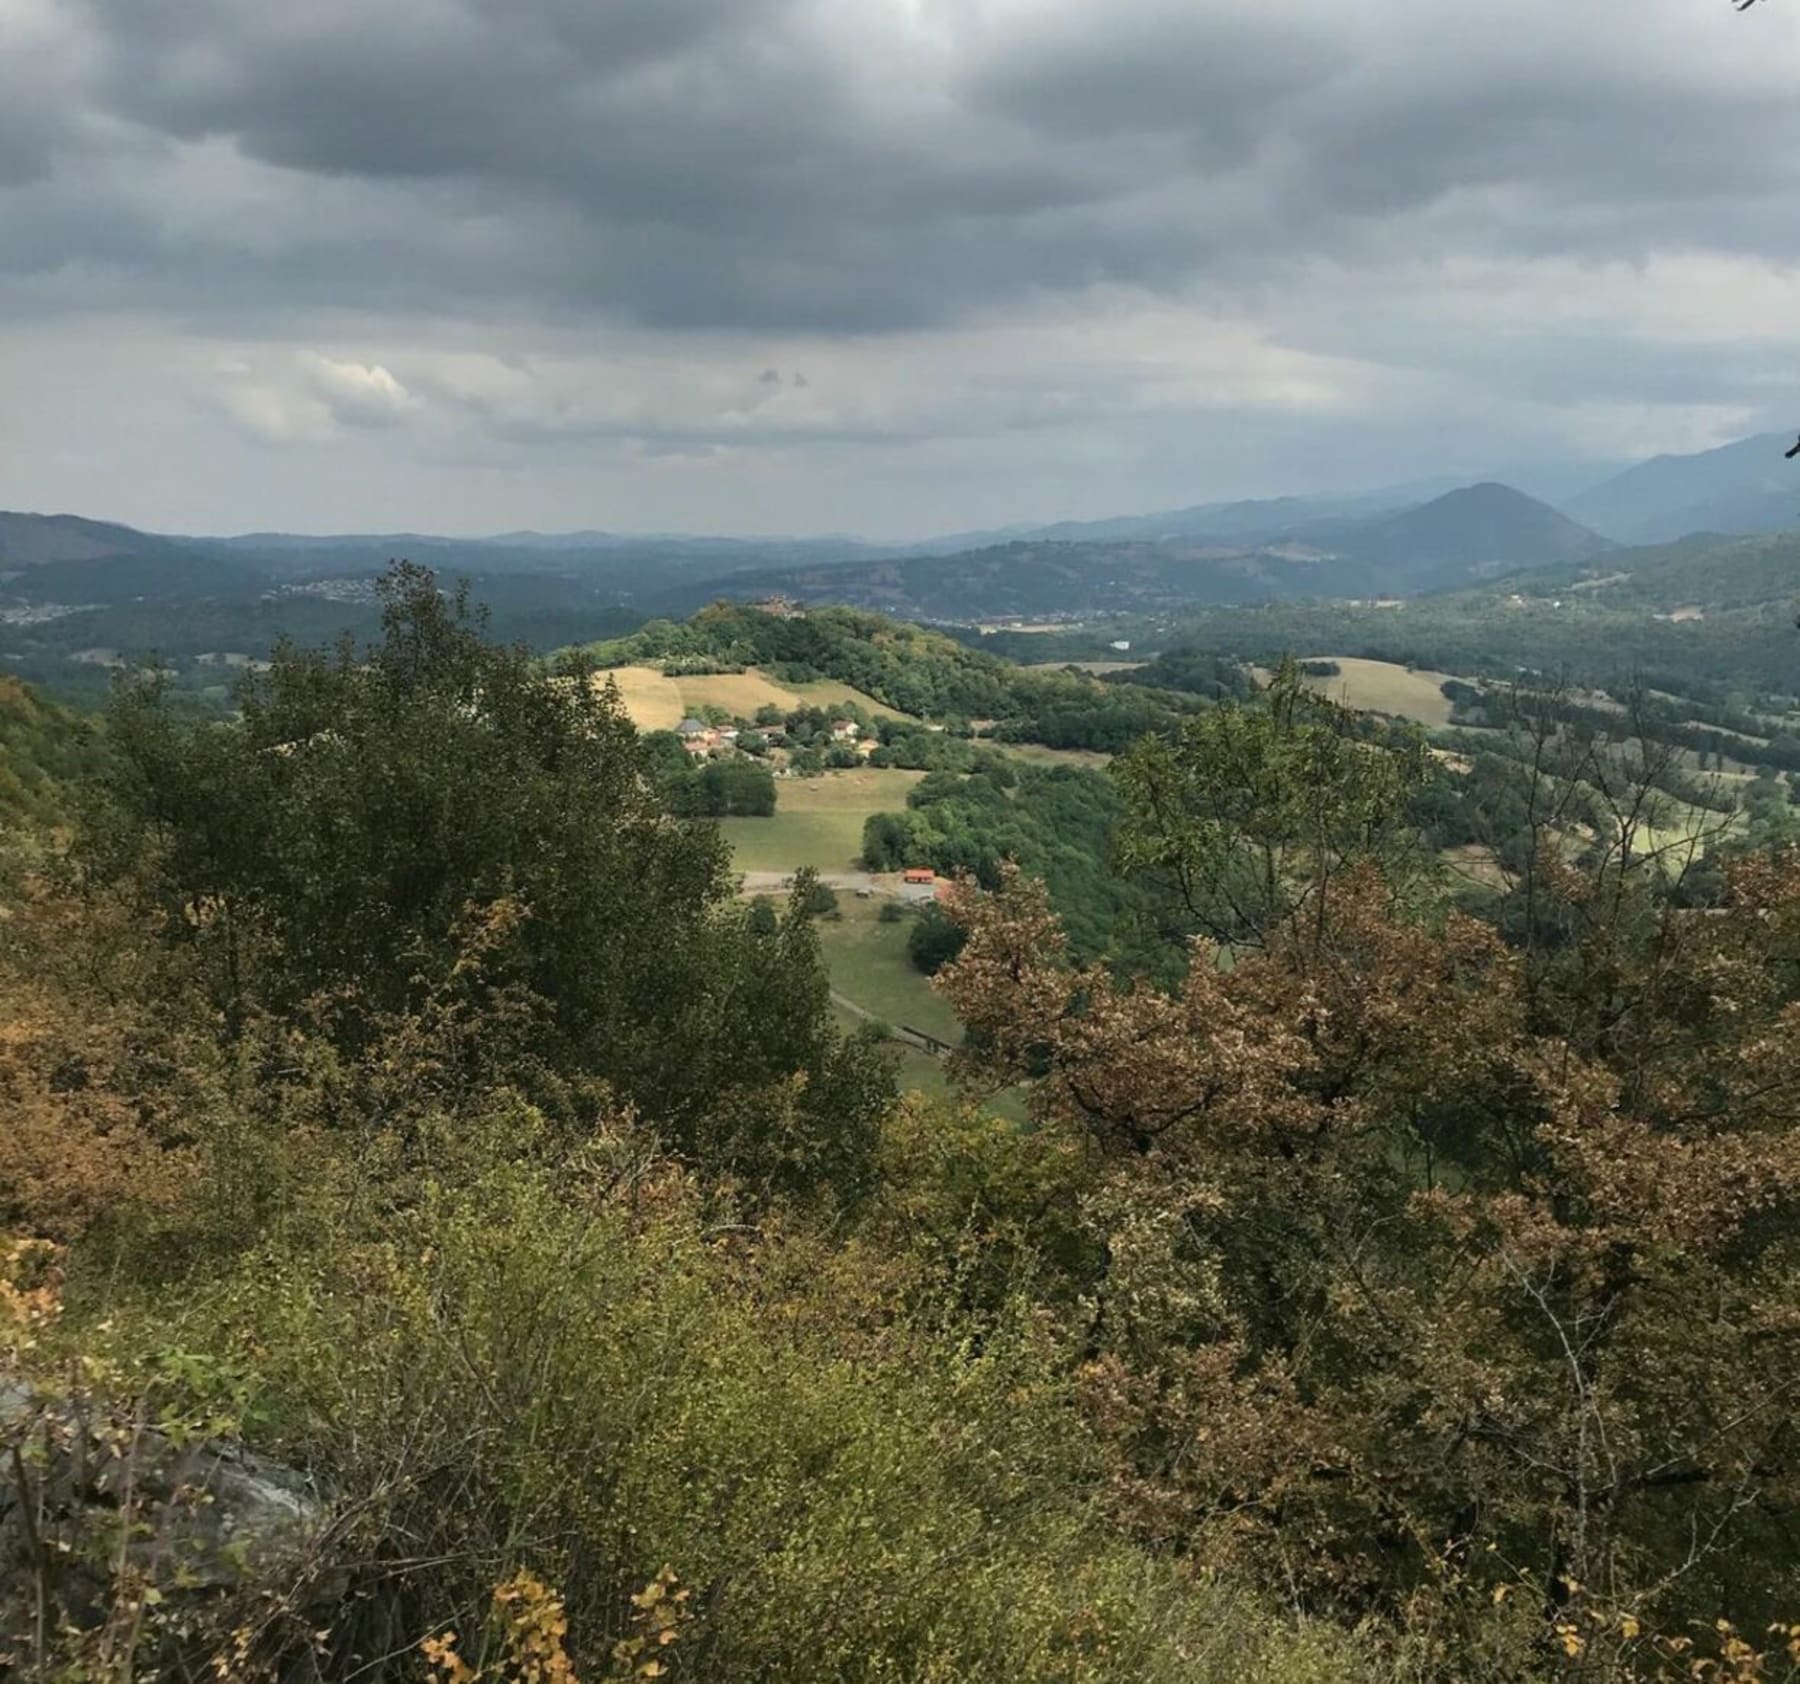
[832,719,883,756]
[675,717,740,755]
[676,712,882,761]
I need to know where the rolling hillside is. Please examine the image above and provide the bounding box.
[1487,528,1800,616]
[1110,525,1800,699]
[1320,482,1611,590]
[0,674,106,826]
[678,484,1612,621]
[1564,433,1800,544]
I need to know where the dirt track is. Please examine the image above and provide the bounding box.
[739,869,937,903]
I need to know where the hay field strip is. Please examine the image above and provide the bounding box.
[602,664,913,728]
[718,768,926,875]
[1298,658,1459,728]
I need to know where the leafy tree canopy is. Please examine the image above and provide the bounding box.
[89,563,892,1202]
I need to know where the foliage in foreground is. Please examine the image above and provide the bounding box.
[1,1064,1370,1683]
[939,773,1800,1670]
[8,579,1800,1681]
[0,674,107,831]
[82,565,892,1209]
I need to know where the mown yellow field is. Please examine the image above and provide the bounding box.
[600,665,911,729]
[998,742,1113,770]
[596,666,686,730]
[669,669,805,718]
[719,768,926,873]
[1298,658,1460,727]
[784,677,912,721]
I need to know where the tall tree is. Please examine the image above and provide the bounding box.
[91,564,892,1201]
[1112,658,1430,950]
[939,684,1800,1656]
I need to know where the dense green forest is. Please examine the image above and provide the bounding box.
[0,675,108,828]
[860,763,1163,964]
[587,604,1217,753]
[5,568,1800,1681]
[1060,552,1798,706]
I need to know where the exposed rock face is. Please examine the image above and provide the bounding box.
[1,1377,335,1669]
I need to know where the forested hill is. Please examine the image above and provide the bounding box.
[1482,526,1800,615]
[658,537,1347,619]
[661,483,1610,620]
[587,602,1040,718]
[0,673,106,826]
[1313,481,1610,590]
[1091,525,1800,698]
[0,511,183,568]
[582,601,1250,752]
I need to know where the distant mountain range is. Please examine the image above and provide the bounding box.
[0,513,888,606]
[2,482,1593,625]
[1564,432,1800,545]
[956,436,1800,555]
[984,488,1415,548]
[7,430,1797,597]
[891,458,1633,553]
[671,483,1613,621]
[3,430,1797,696]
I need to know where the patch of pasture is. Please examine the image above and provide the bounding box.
[597,665,686,730]
[1298,657,1460,727]
[603,663,914,730]
[719,768,926,874]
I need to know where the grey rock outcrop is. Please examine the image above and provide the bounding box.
[1,1376,335,1667]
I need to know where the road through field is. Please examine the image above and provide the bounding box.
[739,869,932,899]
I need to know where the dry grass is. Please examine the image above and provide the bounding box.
[784,677,914,721]
[602,665,913,730]
[1298,658,1459,728]
[719,769,926,873]
[999,742,1114,770]
[598,666,687,730]
[673,669,806,718]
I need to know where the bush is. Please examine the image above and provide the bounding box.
[907,903,967,975]
[799,873,840,919]
[38,1122,1373,1684]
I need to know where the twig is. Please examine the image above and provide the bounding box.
[10,1436,48,1673]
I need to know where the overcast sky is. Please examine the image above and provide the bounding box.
[2,0,1798,539]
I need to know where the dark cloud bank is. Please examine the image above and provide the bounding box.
[2,0,1797,533]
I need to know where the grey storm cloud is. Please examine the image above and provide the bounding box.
[4,0,1800,539]
[1,0,1793,334]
